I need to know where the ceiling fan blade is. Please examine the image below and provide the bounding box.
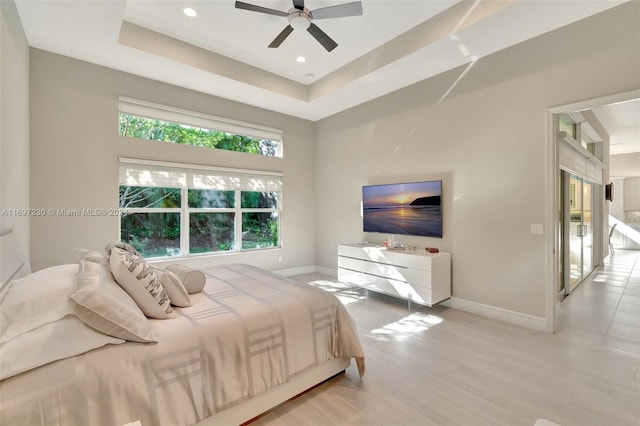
[235,1,288,17]
[307,23,338,52]
[268,25,294,48]
[312,1,362,19]
[292,0,304,11]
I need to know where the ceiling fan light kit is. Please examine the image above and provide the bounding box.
[235,0,363,52]
[288,9,312,30]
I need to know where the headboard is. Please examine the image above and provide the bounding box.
[1,229,30,287]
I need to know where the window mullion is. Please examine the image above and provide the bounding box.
[124,208,181,213]
[235,190,242,252]
[189,208,235,213]
[181,186,189,257]
[241,208,278,213]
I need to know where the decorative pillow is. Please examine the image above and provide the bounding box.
[154,268,192,307]
[76,248,110,269]
[0,264,77,344]
[68,260,157,342]
[0,316,125,380]
[104,242,141,259]
[109,247,174,319]
[165,264,206,294]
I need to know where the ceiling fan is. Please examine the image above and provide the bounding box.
[235,0,363,52]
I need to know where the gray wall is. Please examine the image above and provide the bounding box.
[1,0,30,257]
[29,51,316,272]
[314,2,640,321]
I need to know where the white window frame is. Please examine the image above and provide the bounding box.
[118,96,284,157]
[119,158,283,259]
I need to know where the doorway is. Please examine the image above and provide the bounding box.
[548,89,639,332]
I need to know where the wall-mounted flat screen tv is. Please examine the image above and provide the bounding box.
[362,180,442,238]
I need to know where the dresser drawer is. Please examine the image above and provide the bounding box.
[338,244,393,265]
[338,257,405,282]
[338,244,368,260]
[338,268,432,305]
[391,251,432,271]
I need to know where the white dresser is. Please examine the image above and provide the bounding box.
[337,243,451,306]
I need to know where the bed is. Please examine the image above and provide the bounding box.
[0,231,365,425]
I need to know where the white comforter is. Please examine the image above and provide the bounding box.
[0,263,365,426]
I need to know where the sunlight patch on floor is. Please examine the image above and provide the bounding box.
[593,274,612,283]
[308,280,368,306]
[368,312,443,342]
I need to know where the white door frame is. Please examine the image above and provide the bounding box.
[546,89,640,332]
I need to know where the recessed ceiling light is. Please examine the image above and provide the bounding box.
[183,7,197,17]
[296,56,306,63]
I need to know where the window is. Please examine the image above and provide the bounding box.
[558,114,576,139]
[558,112,603,159]
[119,159,282,258]
[118,97,283,157]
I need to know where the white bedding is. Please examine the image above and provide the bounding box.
[0,263,127,380]
[1,264,78,343]
[0,263,365,426]
[0,317,125,380]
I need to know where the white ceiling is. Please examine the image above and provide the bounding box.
[13,0,638,154]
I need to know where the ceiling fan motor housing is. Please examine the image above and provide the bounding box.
[287,7,312,30]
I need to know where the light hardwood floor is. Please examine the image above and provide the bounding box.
[250,250,640,426]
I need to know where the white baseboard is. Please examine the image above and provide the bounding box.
[314,265,337,277]
[275,265,338,278]
[274,265,316,277]
[441,297,549,331]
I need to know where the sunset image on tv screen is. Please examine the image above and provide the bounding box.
[362,180,442,237]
